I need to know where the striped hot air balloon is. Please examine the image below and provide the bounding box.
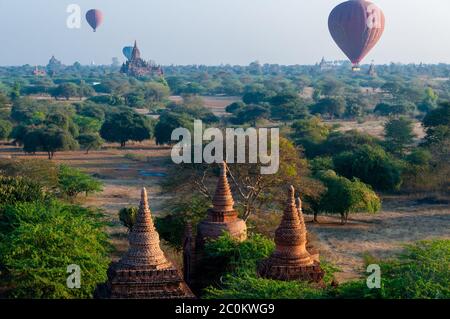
[86,9,103,32]
[328,0,385,71]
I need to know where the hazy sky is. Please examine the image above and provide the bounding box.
[0,0,449,66]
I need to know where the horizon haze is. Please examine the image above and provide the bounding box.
[0,0,449,66]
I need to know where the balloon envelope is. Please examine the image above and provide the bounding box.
[123,46,133,60]
[328,0,385,65]
[86,9,103,32]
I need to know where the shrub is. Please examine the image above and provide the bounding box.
[118,206,138,232]
[317,170,381,224]
[203,234,328,299]
[0,201,110,298]
[336,240,450,299]
[333,145,403,191]
[155,195,210,249]
[57,165,102,199]
[0,176,48,206]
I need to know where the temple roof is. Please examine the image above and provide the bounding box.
[119,188,171,269]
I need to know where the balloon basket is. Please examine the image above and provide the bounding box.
[352,65,361,72]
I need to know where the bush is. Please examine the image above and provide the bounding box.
[155,195,210,249]
[336,240,450,299]
[317,170,381,224]
[0,176,48,206]
[0,159,59,190]
[57,165,102,199]
[118,206,138,231]
[203,234,328,299]
[0,119,12,140]
[333,145,403,191]
[0,200,110,298]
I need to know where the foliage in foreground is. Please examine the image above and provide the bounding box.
[0,200,111,298]
[203,234,328,299]
[203,235,449,299]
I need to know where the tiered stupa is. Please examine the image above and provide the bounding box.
[196,162,247,246]
[258,186,324,283]
[183,162,247,292]
[97,188,194,299]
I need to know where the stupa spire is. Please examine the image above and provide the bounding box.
[120,188,171,269]
[258,186,324,282]
[211,162,235,214]
[97,188,195,299]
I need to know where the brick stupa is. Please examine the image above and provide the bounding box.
[184,162,247,293]
[97,188,194,299]
[258,186,324,283]
[196,162,247,246]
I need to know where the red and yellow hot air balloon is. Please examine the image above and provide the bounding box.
[86,9,104,32]
[328,0,385,71]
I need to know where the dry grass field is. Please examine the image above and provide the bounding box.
[326,118,426,141]
[169,95,240,116]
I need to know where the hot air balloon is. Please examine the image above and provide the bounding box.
[86,9,103,32]
[328,0,385,71]
[123,46,134,61]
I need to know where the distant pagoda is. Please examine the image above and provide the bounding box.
[368,61,377,77]
[33,66,46,77]
[258,186,324,283]
[96,188,194,299]
[46,55,64,76]
[184,162,247,293]
[120,41,163,77]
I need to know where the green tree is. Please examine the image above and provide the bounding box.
[0,200,110,298]
[384,117,416,156]
[318,170,381,224]
[23,126,79,159]
[333,145,403,191]
[77,133,104,154]
[118,207,138,232]
[154,112,194,145]
[0,119,12,140]
[52,83,80,100]
[57,165,102,199]
[100,110,153,147]
[422,102,450,146]
[310,97,346,119]
[291,117,331,157]
[231,104,270,126]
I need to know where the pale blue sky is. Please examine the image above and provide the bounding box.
[0,0,449,66]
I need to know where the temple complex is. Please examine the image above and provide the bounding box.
[96,188,194,299]
[46,55,64,76]
[183,162,247,292]
[120,41,163,77]
[258,186,324,283]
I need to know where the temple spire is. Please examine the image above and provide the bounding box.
[258,186,324,282]
[131,40,141,61]
[211,162,235,214]
[119,187,170,269]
